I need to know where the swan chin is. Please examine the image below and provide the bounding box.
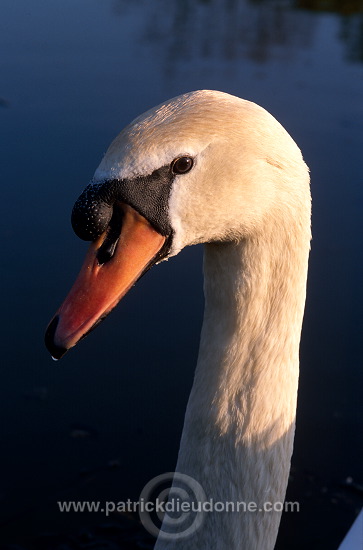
[45,203,167,359]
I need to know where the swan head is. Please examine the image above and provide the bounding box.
[45,90,309,359]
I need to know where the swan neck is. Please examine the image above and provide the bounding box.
[161,223,310,550]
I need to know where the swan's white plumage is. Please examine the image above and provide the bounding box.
[95,90,311,549]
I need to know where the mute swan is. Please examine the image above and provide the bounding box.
[45,90,311,549]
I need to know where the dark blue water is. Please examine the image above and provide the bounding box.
[1,1,362,548]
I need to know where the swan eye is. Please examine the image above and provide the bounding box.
[172,156,194,174]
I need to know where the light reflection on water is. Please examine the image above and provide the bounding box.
[0,0,362,548]
[111,0,363,64]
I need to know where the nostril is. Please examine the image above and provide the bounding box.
[97,238,119,265]
[71,184,113,241]
[97,205,124,265]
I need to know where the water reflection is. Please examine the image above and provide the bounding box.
[297,0,363,14]
[298,0,363,61]
[112,0,363,65]
[340,14,363,61]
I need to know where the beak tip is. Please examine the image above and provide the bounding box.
[45,315,69,361]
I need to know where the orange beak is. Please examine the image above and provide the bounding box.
[45,203,166,359]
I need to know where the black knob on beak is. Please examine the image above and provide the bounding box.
[71,182,117,241]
